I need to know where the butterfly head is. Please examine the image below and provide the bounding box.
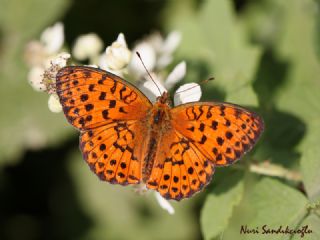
[157,91,171,105]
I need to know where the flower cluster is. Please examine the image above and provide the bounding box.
[25,22,203,214]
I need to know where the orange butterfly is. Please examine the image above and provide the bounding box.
[56,66,264,201]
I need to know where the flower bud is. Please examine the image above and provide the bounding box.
[72,33,103,61]
[103,33,131,70]
[48,94,62,113]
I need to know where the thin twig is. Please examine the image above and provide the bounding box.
[249,161,301,182]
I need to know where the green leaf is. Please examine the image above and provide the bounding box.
[314,1,320,62]
[245,0,320,198]
[291,214,320,240]
[242,178,308,240]
[264,0,320,201]
[300,122,320,201]
[200,172,244,240]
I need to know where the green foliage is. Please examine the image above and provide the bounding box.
[0,0,71,164]
[66,150,199,240]
[1,0,320,239]
[200,171,244,240]
[165,0,320,239]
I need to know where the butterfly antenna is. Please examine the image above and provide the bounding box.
[175,77,215,95]
[136,51,162,95]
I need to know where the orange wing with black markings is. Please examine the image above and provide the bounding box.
[56,66,152,185]
[146,102,263,200]
[146,128,215,200]
[171,102,264,166]
[56,65,264,201]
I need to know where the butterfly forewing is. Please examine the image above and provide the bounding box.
[171,102,264,166]
[56,66,152,130]
[56,66,152,185]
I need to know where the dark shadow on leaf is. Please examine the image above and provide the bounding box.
[0,137,93,240]
[232,0,249,13]
[207,169,244,195]
[253,50,306,167]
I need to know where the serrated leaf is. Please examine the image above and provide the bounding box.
[200,172,244,240]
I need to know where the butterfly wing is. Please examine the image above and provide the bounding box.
[146,102,263,200]
[146,127,215,200]
[171,102,264,166]
[56,66,153,185]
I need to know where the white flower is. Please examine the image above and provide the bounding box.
[26,22,65,65]
[174,83,201,105]
[46,52,70,69]
[139,73,167,102]
[42,52,71,94]
[25,22,67,94]
[99,33,132,71]
[48,94,62,113]
[72,33,103,61]
[24,41,46,67]
[138,61,201,105]
[154,192,175,215]
[161,31,182,56]
[128,31,181,77]
[164,61,186,89]
[28,66,46,91]
[128,42,156,78]
[40,22,64,55]
[157,31,182,69]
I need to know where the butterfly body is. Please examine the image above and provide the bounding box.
[56,66,264,201]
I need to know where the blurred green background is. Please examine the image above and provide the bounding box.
[1,0,320,239]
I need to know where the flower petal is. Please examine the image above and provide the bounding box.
[45,52,70,69]
[28,66,46,92]
[48,94,62,113]
[161,31,181,55]
[139,74,167,102]
[40,22,64,54]
[116,33,128,47]
[101,33,132,70]
[164,61,186,90]
[24,41,46,67]
[146,32,163,51]
[174,83,201,106]
[128,42,156,78]
[42,52,70,94]
[72,33,103,61]
[154,192,175,215]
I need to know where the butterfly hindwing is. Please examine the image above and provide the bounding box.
[146,127,215,200]
[80,120,148,185]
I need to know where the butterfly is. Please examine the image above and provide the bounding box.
[56,66,264,201]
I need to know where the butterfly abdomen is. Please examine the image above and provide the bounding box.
[142,104,172,182]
